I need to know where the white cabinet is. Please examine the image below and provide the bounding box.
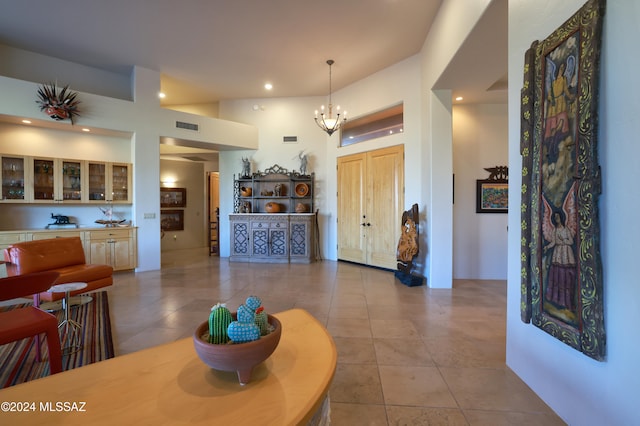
[230,214,315,263]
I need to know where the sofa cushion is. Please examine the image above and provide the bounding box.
[4,237,86,275]
[52,264,113,284]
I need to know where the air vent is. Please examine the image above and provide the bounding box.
[182,156,209,162]
[176,121,199,131]
[283,136,298,143]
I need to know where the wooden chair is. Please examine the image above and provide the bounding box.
[0,271,62,374]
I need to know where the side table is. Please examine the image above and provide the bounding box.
[47,282,88,355]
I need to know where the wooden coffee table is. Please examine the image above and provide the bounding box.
[0,308,337,425]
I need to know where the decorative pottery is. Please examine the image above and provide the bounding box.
[264,202,281,213]
[295,203,309,213]
[295,183,309,197]
[240,186,252,197]
[261,190,274,196]
[193,314,282,385]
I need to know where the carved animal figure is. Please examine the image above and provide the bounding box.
[51,213,70,224]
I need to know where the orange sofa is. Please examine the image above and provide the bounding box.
[3,237,113,302]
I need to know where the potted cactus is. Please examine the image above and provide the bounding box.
[193,296,281,385]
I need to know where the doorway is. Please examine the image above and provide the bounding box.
[208,172,220,255]
[337,145,404,269]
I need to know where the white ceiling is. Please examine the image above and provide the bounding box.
[0,0,507,161]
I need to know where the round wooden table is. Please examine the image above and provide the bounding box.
[0,308,337,425]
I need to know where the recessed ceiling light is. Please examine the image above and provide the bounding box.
[455,96,463,101]
[82,128,90,132]
[158,92,166,99]
[22,119,32,124]
[264,83,273,90]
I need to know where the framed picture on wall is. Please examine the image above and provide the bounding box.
[476,179,508,213]
[160,210,184,231]
[160,187,186,208]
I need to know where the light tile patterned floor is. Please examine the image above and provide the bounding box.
[106,248,565,425]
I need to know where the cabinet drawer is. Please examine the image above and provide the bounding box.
[31,231,82,240]
[88,229,131,240]
[251,221,288,230]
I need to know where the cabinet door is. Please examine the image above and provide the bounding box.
[289,217,311,260]
[110,163,131,203]
[87,229,135,270]
[89,240,109,265]
[230,219,250,256]
[111,238,133,270]
[250,220,288,259]
[1,156,27,202]
[60,159,83,202]
[268,224,288,257]
[87,162,107,202]
[251,224,269,257]
[32,157,56,202]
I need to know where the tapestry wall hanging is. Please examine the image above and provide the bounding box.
[520,0,605,361]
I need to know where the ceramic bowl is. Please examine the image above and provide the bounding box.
[295,183,309,197]
[193,314,282,385]
[264,202,281,213]
[240,186,252,197]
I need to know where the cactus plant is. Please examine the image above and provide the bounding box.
[245,295,262,311]
[227,304,260,343]
[208,303,232,344]
[254,306,269,336]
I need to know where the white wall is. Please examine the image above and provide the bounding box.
[0,122,133,229]
[507,1,640,424]
[218,56,423,265]
[453,104,508,279]
[0,65,258,271]
[419,0,493,288]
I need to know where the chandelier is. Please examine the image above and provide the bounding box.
[314,59,346,136]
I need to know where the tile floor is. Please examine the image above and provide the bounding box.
[106,248,565,425]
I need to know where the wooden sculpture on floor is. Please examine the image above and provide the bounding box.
[394,203,425,287]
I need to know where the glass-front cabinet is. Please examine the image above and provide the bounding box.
[31,157,83,203]
[110,163,131,203]
[87,161,107,202]
[87,162,131,204]
[61,160,83,201]
[32,157,55,202]
[0,154,132,204]
[1,156,26,202]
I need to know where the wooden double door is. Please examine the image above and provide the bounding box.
[337,145,404,269]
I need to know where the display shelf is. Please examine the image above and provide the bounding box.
[233,164,314,214]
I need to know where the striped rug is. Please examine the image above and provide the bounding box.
[0,291,114,388]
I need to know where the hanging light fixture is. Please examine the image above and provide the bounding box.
[314,59,346,136]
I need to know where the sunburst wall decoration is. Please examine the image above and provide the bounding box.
[36,82,81,124]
